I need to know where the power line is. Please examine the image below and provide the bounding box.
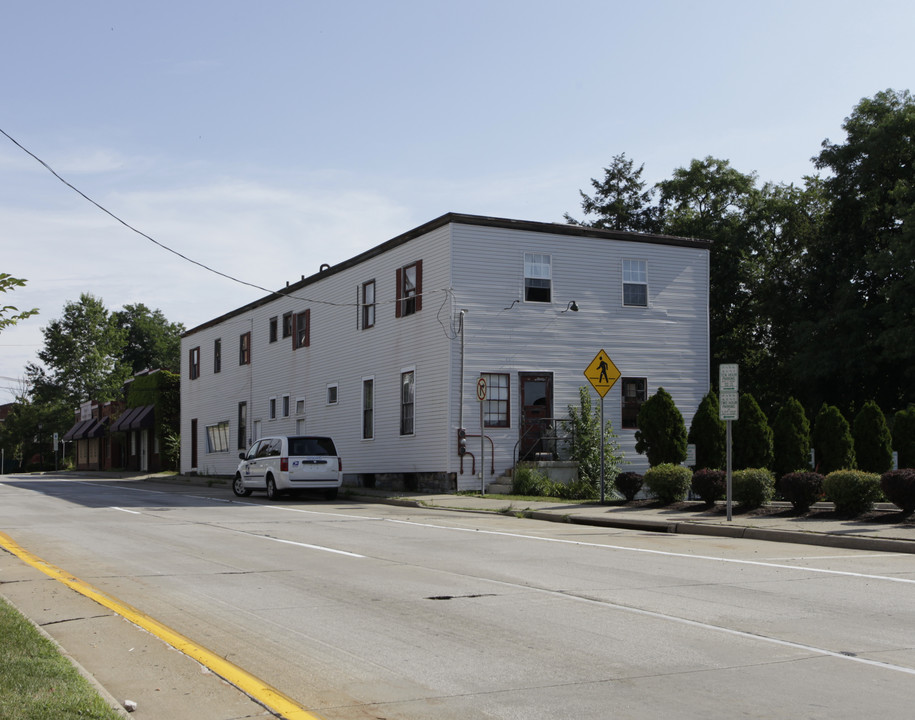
[0,127,443,311]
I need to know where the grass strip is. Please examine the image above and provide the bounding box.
[0,597,122,720]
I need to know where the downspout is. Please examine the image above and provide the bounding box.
[459,309,467,431]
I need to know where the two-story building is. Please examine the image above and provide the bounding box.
[180,213,711,491]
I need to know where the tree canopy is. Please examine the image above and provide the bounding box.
[566,89,915,422]
[0,273,38,334]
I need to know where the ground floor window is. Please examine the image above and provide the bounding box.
[400,369,415,436]
[362,377,374,440]
[482,373,510,427]
[621,377,647,429]
[237,402,247,450]
[206,421,230,453]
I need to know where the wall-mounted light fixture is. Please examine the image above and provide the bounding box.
[503,299,520,310]
[562,300,580,313]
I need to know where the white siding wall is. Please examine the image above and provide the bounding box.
[181,225,454,477]
[181,216,710,488]
[448,223,710,488]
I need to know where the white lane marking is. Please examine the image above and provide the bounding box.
[255,535,364,557]
[77,482,915,584]
[384,519,915,585]
[479,574,915,677]
[110,506,141,515]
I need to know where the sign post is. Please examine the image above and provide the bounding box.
[584,350,621,503]
[719,364,739,521]
[477,376,487,495]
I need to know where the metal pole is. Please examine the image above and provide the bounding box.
[726,420,733,521]
[600,394,605,504]
[480,400,485,495]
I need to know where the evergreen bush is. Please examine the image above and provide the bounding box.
[812,404,856,474]
[687,390,725,470]
[772,397,811,478]
[880,469,915,515]
[644,463,692,504]
[733,393,773,470]
[732,468,775,510]
[635,388,687,467]
[892,406,915,469]
[614,471,644,502]
[853,401,893,473]
[823,470,882,516]
[691,468,726,507]
[777,471,824,512]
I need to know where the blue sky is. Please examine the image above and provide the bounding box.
[2,0,913,399]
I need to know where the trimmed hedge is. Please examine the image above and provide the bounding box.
[880,469,915,515]
[644,463,692,505]
[614,472,644,502]
[691,468,726,507]
[732,468,775,510]
[777,472,824,513]
[823,470,882,516]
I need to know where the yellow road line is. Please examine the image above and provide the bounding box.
[0,531,323,720]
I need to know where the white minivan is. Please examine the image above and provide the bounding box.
[234,435,343,500]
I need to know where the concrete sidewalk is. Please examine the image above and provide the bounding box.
[347,489,915,555]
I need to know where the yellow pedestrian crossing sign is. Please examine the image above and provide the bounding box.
[584,349,620,398]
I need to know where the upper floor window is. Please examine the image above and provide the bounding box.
[396,260,422,317]
[621,377,647,429]
[622,259,648,307]
[213,339,221,374]
[524,253,552,302]
[327,383,339,405]
[189,347,201,380]
[269,316,278,343]
[482,373,510,428]
[361,280,376,329]
[400,369,415,436]
[239,332,251,365]
[293,309,310,349]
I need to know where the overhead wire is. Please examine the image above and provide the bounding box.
[0,127,449,312]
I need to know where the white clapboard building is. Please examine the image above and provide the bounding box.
[180,213,710,490]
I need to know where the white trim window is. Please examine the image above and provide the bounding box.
[295,397,306,416]
[205,421,230,453]
[362,377,374,440]
[622,259,648,307]
[400,368,415,436]
[282,394,290,417]
[482,373,510,428]
[524,253,552,303]
[269,397,277,420]
[326,383,339,405]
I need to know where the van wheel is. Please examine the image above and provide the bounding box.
[266,476,280,501]
[233,474,252,497]
[324,488,338,500]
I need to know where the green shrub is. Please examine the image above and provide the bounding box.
[853,400,893,473]
[892,406,915,469]
[813,404,856,474]
[733,394,773,470]
[691,468,726,507]
[614,471,643,502]
[777,471,824,513]
[688,391,725,470]
[559,478,600,500]
[880,469,915,515]
[644,463,692,504]
[635,388,687,466]
[563,386,623,495]
[732,468,775,510]
[772,397,811,478]
[823,470,882,516]
[511,464,551,496]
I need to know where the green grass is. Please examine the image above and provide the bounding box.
[0,597,123,720]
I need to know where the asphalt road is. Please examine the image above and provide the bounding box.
[2,474,915,719]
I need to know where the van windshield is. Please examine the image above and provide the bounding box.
[288,437,337,456]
